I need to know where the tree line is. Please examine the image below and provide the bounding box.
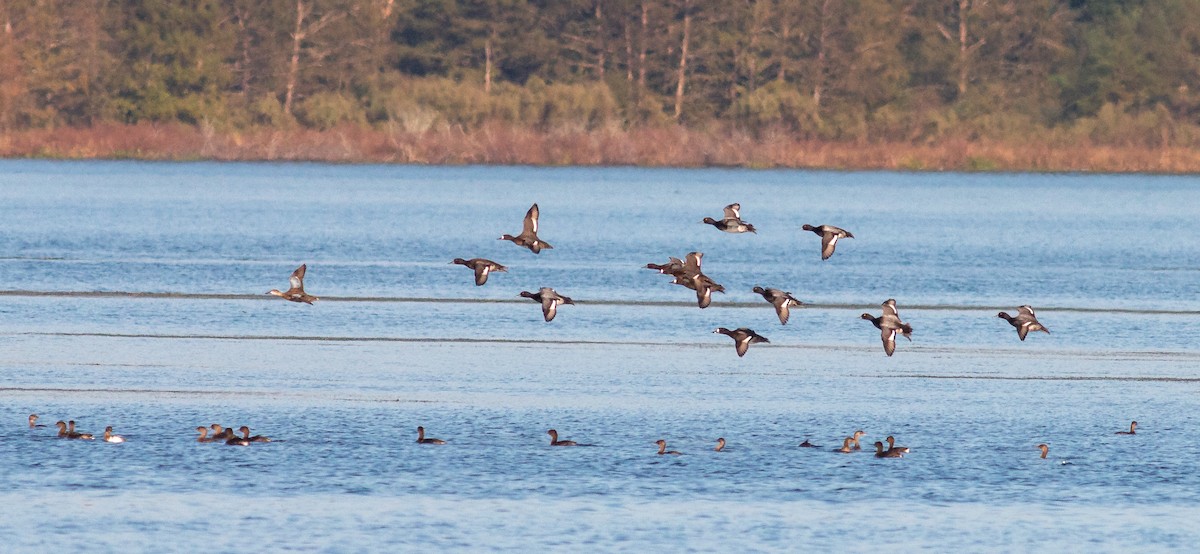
[1,0,1198,147]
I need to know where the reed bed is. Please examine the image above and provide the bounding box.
[4,122,1200,173]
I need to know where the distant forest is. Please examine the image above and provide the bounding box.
[2,1,1200,169]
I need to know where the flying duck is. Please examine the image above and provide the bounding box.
[862,299,913,356]
[500,203,553,254]
[519,287,575,322]
[713,327,770,357]
[452,257,507,286]
[645,256,685,274]
[801,224,853,260]
[267,264,318,304]
[702,203,757,233]
[997,305,1050,341]
[753,286,803,325]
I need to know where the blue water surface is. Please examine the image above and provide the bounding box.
[1,160,1198,552]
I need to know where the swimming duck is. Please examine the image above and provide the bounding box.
[801,224,854,260]
[55,420,69,438]
[225,434,251,446]
[874,441,904,458]
[702,203,757,234]
[885,435,909,454]
[196,426,220,443]
[547,429,578,446]
[1037,444,1049,459]
[500,203,553,254]
[753,286,803,325]
[656,439,682,455]
[519,288,575,322]
[850,430,865,450]
[103,426,125,443]
[417,426,445,445]
[1116,421,1137,435]
[715,437,726,452]
[798,439,820,448]
[67,420,93,440]
[28,414,45,428]
[238,426,271,443]
[997,305,1050,341]
[862,299,913,356]
[836,437,854,453]
[267,264,318,304]
[451,258,507,286]
[713,327,769,357]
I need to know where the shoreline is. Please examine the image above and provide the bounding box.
[4,122,1200,174]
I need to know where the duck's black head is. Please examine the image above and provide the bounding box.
[702,217,719,225]
[801,224,815,231]
[752,286,765,294]
[451,258,467,265]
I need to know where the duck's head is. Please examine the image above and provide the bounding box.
[997,311,1010,319]
[702,217,718,224]
[451,258,467,265]
[860,313,875,320]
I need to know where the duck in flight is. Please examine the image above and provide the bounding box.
[452,258,507,286]
[519,287,575,322]
[500,203,553,254]
[702,203,756,233]
[267,264,318,304]
[862,299,914,356]
[713,327,770,357]
[801,224,854,260]
[753,286,803,325]
[669,252,725,308]
[998,305,1050,341]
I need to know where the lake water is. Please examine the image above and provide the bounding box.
[1,160,1198,551]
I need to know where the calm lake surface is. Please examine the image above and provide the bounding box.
[1,160,1198,551]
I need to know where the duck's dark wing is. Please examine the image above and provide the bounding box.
[734,334,751,357]
[820,232,839,260]
[1018,305,1036,318]
[774,300,791,325]
[541,297,558,321]
[882,327,897,356]
[723,203,741,220]
[882,299,899,318]
[683,252,703,275]
[474,263,491,286]
[290,264,307,290]
[696,282,713,308]
[1017,321,1030,341]
[523,203,540,234]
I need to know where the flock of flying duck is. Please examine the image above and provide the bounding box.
[26,201,1097,458]
[268,202,1052,355]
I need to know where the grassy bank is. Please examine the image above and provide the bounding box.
[4,123,1200,173]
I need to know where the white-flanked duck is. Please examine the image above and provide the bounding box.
[500,203,553,254]
[547,429,578,446]
[656,439,682,455]
[998,305,1050,341]
[862,299,913,356]
[103,426,125,443]
[267,264,318,304]
[885,435,909,454]
[713,327,769,357]
[702,203,757,233]
[519,287,575,322]
[874,441,904,458]
[801,224,853,260]
[451,257,507,286]
[417,426,445,445]
[753,286,803,325]
[1116,421,1137,435]
[29,414,45,428]
[714,437,726,452]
